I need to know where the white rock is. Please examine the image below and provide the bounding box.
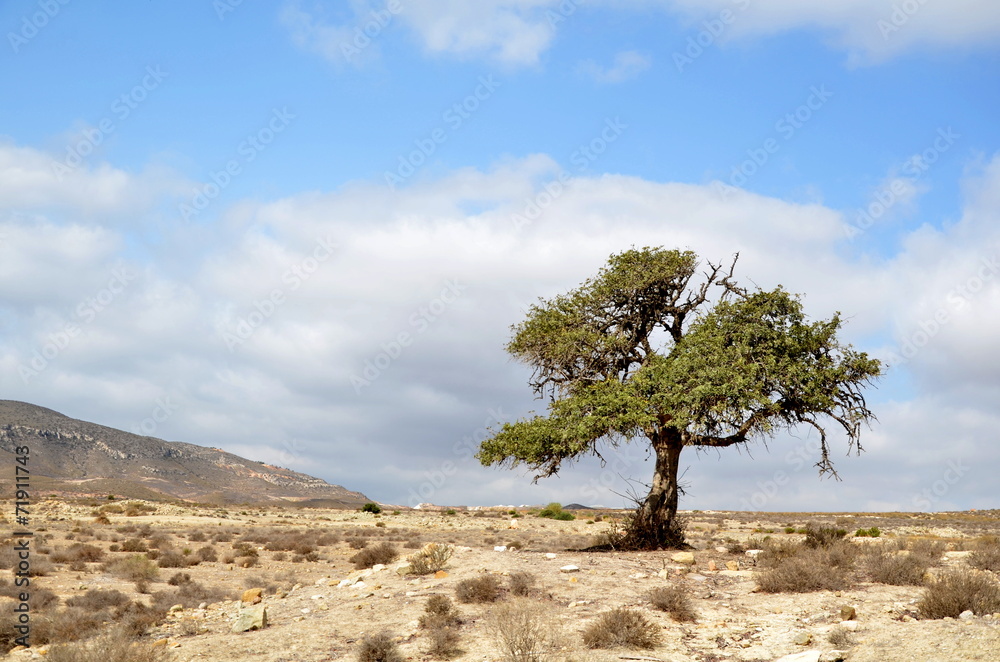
[372,564,386,572]
[545,553,557,559]
[671,551,695,565]
[959,610,975,621]
[494,546,507,552]
[310,594,324,600]
[745,549,764,558]
[839,620,858,631]
[560,565,580,573]
[774,651,821,662]
[354,581,367,589]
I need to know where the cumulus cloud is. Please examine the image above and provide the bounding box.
[577,50,651,83]
[2,135,998,510]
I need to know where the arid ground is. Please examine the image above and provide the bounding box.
[3,500,1000,661]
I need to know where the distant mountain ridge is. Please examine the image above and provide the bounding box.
[0,400,370,506]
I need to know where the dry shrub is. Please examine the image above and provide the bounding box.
[508,572,536,597]
[582,607,661,650]
[864,549,933,585]
[969,535,1000,571]
[755,540,855,593]
[918,569,1000,619]
[45,626,169,662]
[152,580,232,610]
[157,551,187,568]
[802,524,848,548]
[188,531,207,543]
[827,624,855,648]
[420,595,462,629]
[104,554,159,583]
[648,585,696,622]
[168,572,192,586]
[0,582,58,610]
[51,544,104,564]
[425,625,462,659]
[407,543,453,575]
[65,589,130,610]
[485,598,560,662]
[194,545,218,563]
[120,538,148,553]
[351,542,399,570]
[455,574,502,604]
[356,632,404,662]
[29,607,105,647]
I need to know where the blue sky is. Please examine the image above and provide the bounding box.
[2,1,999,513]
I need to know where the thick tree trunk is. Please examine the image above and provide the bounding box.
[627,429,685,549]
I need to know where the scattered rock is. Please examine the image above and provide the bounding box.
[840,605,856,621]
[839,620,859,631]
[687,573,708,582]
[775,651,821,662]
[820,651,848,662]
[745,549,763,559]
[168,604,184,614]
[672,551,696,565]
[241,588,263,604]
[726,561,740,571]
[434,570,449,579]
[707,560,718,571]
[494,546,508,552]
[231,604,267,633]
[560,565,580,573]
[545,553,557,559]
[793,632,812,645]
[959,610,975,621]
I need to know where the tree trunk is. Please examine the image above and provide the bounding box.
[627,429,685,549]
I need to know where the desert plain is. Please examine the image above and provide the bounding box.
[2,500,1000,662]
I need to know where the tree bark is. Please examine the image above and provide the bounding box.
[628,429,685,549]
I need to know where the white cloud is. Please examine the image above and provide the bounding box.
[577,50,651,83]
[3,140,999,510]
[660,0,1000,63]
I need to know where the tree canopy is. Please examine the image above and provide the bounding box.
[477,247,882,548]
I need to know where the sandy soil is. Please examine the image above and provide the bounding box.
[3,501,999,661]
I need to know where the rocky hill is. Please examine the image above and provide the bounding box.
[0,400,370,506]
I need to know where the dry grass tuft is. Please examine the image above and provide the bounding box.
[356,632,404,662]
[455,574,502,604]
[485,598,560,662]
[581,607,661,650]
[350,542,399,570]
[45,627,169,662]
[918,568,1000,619]
[648,585,696,622]
[755,539,856,593]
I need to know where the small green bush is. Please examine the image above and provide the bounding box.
[855,527,881,538]
[361,502,383,514]
[407,543,453,575]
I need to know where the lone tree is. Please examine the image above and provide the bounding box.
[477,248,882,549]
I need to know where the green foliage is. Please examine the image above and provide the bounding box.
[855,526,881,537]
[361,502,383,514]
[536,502,576,520]
[477,247,882,549]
